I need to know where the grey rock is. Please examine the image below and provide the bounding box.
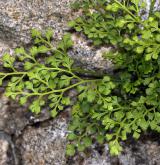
[15,114,68,165]
[0,131,17,165]
[0,40,13,58]
[69,34,113,73]
[1,92,160,165]
[0,93,51,136]
[118,137,160,165]
[0,0,74,45]
[0,138,10,165]
[70,135,160,165]
[0,95,30,135]
[69,144,112,165]
[0,0,112,72]
[0,140,9,165]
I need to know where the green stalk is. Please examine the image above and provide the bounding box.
[149,0,156,16]
[114,0,140,22]
[11,79,100,97]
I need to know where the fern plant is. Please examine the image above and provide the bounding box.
[0,28,119,155]
[67,0,160,155]
[0,0,160,157]
[0,29,102,117]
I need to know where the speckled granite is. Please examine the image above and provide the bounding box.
[0,139,10,165]
[0,0,73,44]
[0,0,113,72]
[0,131,17,165]
[15,116,68,165]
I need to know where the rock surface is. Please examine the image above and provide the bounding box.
[68,134,160,165]
[0,0,160,165]
[0,0,73,44]
[15,115,68,165]
[0,131,17,165]
[0,93,160,165]
[0,94,51,136]
[0,0,113,72]
[0,138,10,165]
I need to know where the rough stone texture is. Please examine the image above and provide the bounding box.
[0,0,113,72]
[0,131,17,165]
[0,139,10,165]
[0,40,13,58]
[0,94,51,136]
[15,114,68,165]
[70,34,113,73]
[0,95,29,135]
[118,135,160,165]
[0,95,160,165]
[0,0,73,44]
[12,108,160,165]
[70,134,160,165]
